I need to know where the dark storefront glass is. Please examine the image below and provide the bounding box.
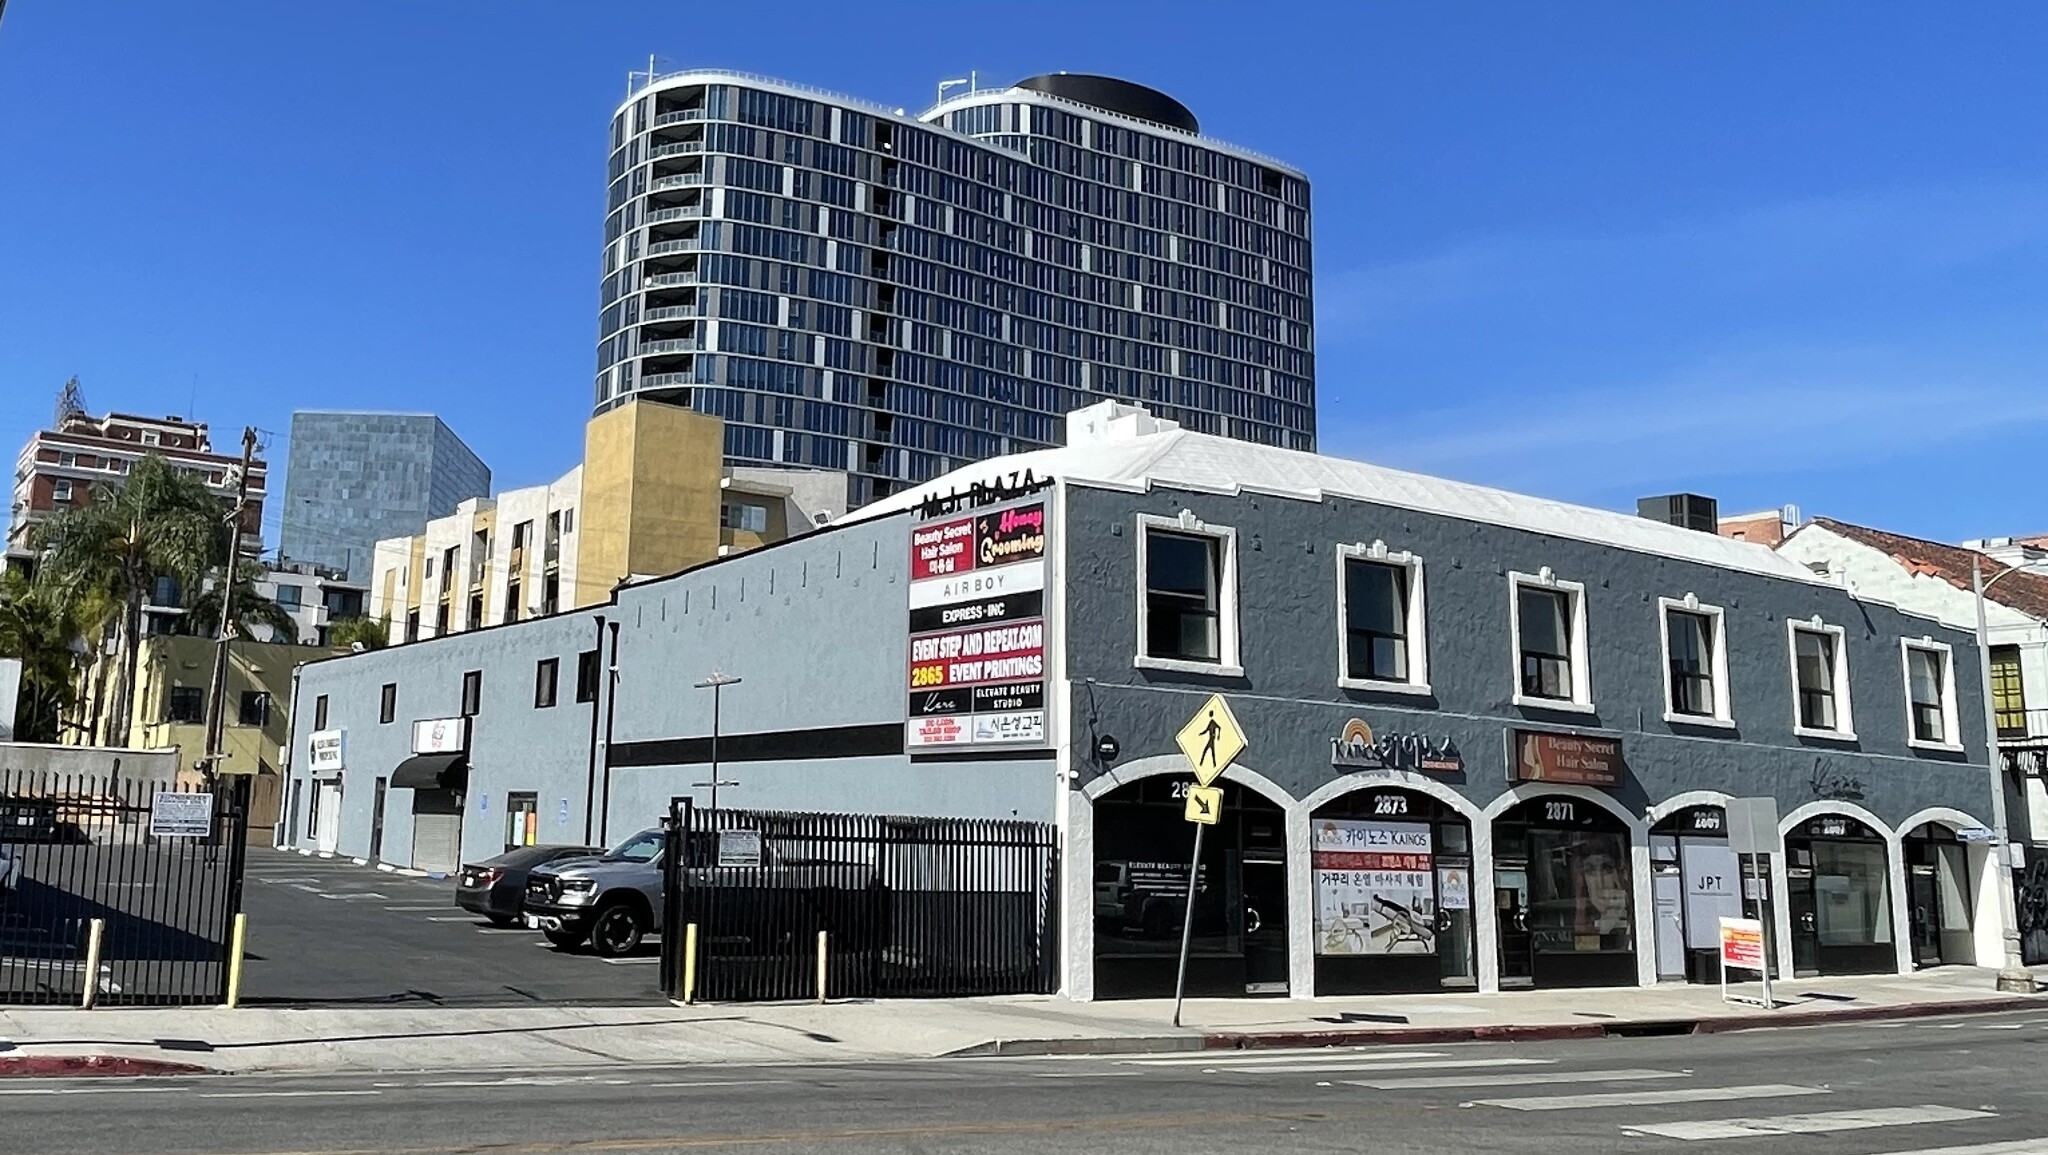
[1787,814,1894,976]
[1495,797,1635,988]
[1093,778,1287,998]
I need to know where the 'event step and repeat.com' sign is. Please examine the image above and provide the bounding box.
[907,490,1051,751]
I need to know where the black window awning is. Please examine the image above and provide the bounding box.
[391,753,467,792]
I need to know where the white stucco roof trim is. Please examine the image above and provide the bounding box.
[851,403,1830,588]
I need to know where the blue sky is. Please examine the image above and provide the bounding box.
[3,2,2044,545]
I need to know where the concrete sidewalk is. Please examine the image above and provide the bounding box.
[0,968,2036,1076]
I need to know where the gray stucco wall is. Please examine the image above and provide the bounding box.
[1061,482,1997,831]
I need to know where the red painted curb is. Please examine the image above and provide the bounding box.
[0,1054,215,1078]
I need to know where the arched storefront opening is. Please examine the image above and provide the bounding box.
[1903,823,1977,968]
[1649,805,1739,983]
[1092,777,1289,999]
[1493,796,1636,988]
[1786,813,1894,976]
[1310,787,1477,994]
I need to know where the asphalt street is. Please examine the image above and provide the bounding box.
[238,849,665,1007]
[6,1010,2048,1154]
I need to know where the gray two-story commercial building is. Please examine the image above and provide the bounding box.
[285,402,2012,1000]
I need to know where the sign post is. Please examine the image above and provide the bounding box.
[1170,695,1246,1028]
[1723,796,1782,1007]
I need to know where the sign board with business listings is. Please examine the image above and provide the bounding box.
[906,483,1053,752]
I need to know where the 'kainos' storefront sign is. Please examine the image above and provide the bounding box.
[907,497,1051,750]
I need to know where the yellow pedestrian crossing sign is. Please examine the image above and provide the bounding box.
[1175,694,1246,787]
[1183,784,1223,825]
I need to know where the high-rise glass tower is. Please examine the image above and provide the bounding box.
[596,70,1314,504]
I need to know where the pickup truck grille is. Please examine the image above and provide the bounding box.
[526,875,561,903]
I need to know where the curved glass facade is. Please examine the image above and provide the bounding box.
[596,72,1314,504]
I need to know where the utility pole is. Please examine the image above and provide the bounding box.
[198,427,258,790]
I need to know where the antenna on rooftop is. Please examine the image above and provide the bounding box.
[55,376,84,426]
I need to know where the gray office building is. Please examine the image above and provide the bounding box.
[279,413,491,579]
[596,70,1315,505]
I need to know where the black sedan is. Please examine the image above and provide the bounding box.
[455,845,602,925]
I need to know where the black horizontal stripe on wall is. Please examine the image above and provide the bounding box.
[609,723,903,768]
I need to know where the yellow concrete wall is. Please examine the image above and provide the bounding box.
[576,399,725,606]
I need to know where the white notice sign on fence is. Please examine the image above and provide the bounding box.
[149,792,213,839]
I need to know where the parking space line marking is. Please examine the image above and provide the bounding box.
[320,893,389,901]
[1346,1068,1687,1090]
[475,928,533,935]
[198,1090,383,1099]
[423,915,484,922]
[599,956,660,965]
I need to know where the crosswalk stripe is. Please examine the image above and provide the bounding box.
[1346,1067,1687,1090]
[1480,1083,1822,1112]
[1205,1057,1557,1075]
[1118,1050,1445,1066]
[1626,1104,1995,1141]
[1875,1139,2048,1155]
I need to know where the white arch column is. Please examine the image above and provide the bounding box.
[1895,806,1996,969]
[1294,772,1490,997]
[1072,755,1300,1003]
[1781,802,1903,977]
[1483,784,1655,989]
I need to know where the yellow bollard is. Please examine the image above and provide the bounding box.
[80,918,105,1010]
[225,913,249,1008]
[816,930,828,1004]
[682,922,698,1005]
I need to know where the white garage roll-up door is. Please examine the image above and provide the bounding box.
[410,789,463,875]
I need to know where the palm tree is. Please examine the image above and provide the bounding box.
[30,455,221,746]
[327,615,388,650]
[0,570,84,742]
[184,559,299,643]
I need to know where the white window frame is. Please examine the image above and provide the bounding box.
[51,479,72,502]
[1657,594,1733,728]
[1335,540,1429,695]
[1900,636,1963,752]
[1134,510,1242,677]
[1787,617,1856,742]
[1508,568,1593,713]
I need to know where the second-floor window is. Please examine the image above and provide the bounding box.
[168,686,205,723]
[1138,517,1237,670]
[1992,645,2027,737]
[1338,546,1426,690]
[1659,598,1730,724]
[238,691,270,727]
[461,670,483,717]
[1790,621,1853,737]
[379,682,397,723]
[1510,571,1589,708]
[577,648,601,703]
[314,694,329,730]
[1903,640,1958,748]
[534,658,559,709]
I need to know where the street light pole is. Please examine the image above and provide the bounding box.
[693,670,742,816]
[1971,555,2038,992]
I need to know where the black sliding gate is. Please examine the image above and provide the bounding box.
[0,770,250,1005]
[661,802,1059,1002]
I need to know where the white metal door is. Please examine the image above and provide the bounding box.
[314,782,342,854]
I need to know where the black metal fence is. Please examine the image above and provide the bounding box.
[0,769,250,1005]
[661,802,1059,1002]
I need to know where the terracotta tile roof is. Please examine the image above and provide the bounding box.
[1812,517,2048,622]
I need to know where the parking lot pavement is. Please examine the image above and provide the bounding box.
[237,848,668,1007]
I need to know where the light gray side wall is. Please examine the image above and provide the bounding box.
[290,609,606,867]
[285,513,1053,868]
[1062,483,1995,829]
